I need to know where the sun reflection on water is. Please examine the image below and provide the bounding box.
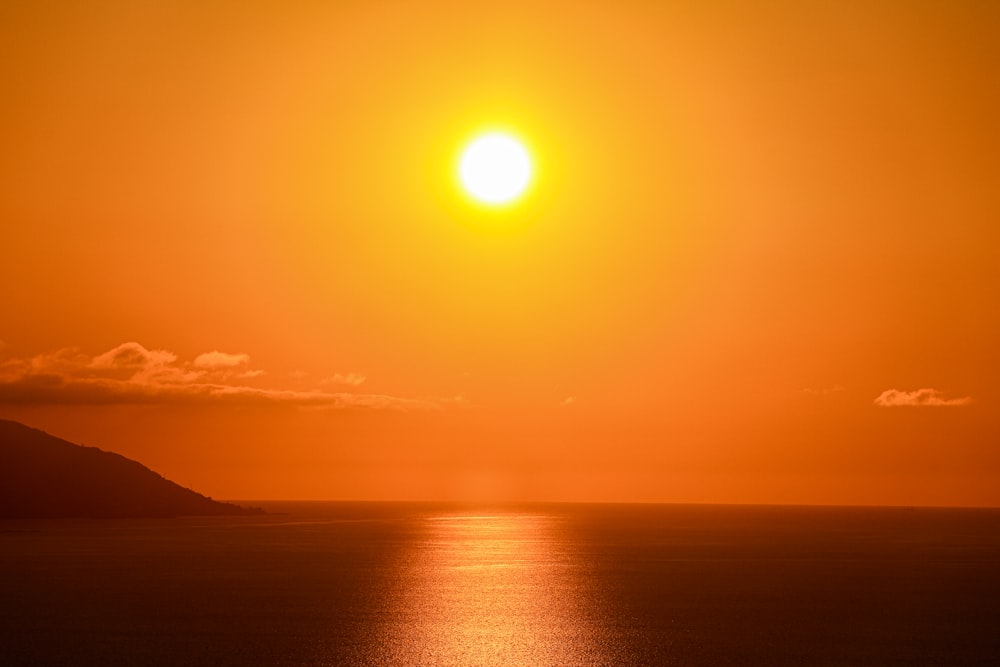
[365,510,624,666]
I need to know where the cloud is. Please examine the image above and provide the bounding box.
[874,388,973,407]
[321,372,367,387]
[0,342,440,411]
[92,342,176,370]
[89,342,198,384]
[193,351,251,370]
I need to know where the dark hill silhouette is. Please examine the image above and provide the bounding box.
[0,420,263,518]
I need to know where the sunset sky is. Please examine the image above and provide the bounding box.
[2,0,998,505]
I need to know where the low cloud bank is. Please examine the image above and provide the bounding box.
[0,342,438,410]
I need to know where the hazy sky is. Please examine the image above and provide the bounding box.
[2,0,998,505]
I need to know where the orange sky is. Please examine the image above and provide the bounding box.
[2,0,998,505]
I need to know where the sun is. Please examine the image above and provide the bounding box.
[458,132,533,206]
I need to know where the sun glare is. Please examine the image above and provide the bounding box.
[458,133,532,206]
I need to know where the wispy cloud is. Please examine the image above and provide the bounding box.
[193,350,251,370]
[321,372,367,387]
[874,388,973,407]
[0,342,440,410]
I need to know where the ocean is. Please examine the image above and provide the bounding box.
[2,502,999,665]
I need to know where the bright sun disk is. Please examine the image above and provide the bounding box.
[458,133,532,205]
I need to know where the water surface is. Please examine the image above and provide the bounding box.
[2,502,999,665]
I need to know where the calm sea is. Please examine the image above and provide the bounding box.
[2,502,999,665]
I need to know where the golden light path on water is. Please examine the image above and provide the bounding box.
[364,510,628,666]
